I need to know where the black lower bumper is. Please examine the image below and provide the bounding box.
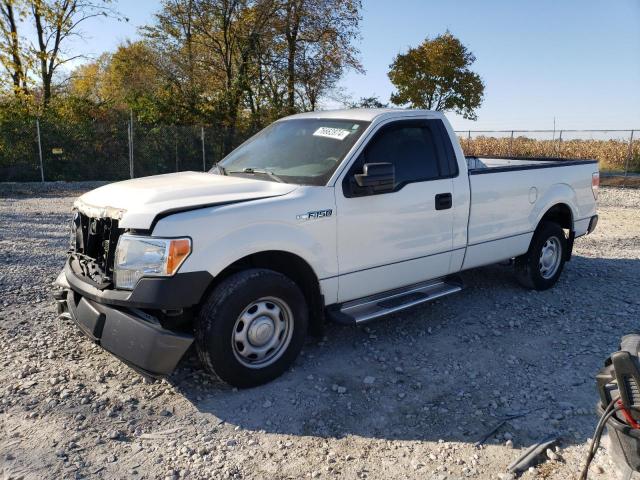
[588,214,599,234]
[54,267,196,377]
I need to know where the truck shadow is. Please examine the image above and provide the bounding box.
[170,255,639,447]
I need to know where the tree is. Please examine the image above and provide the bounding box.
[189,0,279,153]
[139,0,362,153]
[69,42,172,123]
[279,0,362,114]
[141,0,212,124]
[0,0,121,105]
[30,0,122,105]
[388,31,484,120]
[348,95,387,108]
[0,0,28,95]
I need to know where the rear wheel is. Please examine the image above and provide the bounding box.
[515,221,567,290]
[195,269,308,388]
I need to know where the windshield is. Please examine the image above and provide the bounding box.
[215,118,370,186]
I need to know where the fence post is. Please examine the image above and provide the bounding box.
[174,127,179,172]
[201,126,206,171]
[35,118,44,182]
[624,130,635,177]
[557,130,563,157]
[467,130,472,154]
[128,110,134,179]
[509,130,514,157]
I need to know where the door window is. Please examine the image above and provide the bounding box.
[344,120,453,197]
[363,125,440,186]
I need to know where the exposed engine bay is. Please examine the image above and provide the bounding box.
[70,210,123,288]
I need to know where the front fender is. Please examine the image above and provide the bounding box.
[151,187,338,281]
[186,221,335,279]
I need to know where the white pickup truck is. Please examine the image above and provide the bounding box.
[54,109,599,387]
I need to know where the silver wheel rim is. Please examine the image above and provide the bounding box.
[539,236,562,279]
[232,296,294,369]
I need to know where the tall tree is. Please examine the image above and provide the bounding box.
[295,38,342,111]
[69,42,172,122]
[279,0,361,114]
[281,0,301,114]
[30,0,120,105]
[388,31,484,120]
[142,0,207,123]
[0,0,28,94]
[188,0,278,153]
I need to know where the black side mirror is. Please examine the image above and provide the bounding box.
[354,162,395,194]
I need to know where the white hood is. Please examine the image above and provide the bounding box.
[75,171,298,229]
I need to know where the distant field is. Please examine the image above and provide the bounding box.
[459,135,640,173]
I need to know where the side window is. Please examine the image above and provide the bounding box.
[362,124,440,187]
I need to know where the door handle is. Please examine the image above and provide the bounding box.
[435,193,452,210]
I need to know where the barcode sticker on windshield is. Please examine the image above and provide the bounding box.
[313,127,351,140]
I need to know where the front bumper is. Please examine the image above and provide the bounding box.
[54,259,211,377]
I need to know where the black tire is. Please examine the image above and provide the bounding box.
[195,269,308,388]
[515,221,567,290]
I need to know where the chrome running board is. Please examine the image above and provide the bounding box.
[328,277,463,325]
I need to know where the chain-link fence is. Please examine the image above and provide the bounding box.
[456,129,639,175]
[130,124,224,179]
[1,118,638,182]
[0,115,228,182]
[38,117,130,182]
[0,115,42,182]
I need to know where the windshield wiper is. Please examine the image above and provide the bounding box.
[227,167,284,183]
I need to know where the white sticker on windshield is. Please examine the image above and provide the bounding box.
[313,127,351,141]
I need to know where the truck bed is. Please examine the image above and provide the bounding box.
[461,155,599,271]
[466,155,597,174]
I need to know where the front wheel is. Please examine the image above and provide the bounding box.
[515,221,567,290]
[195,269,308,388]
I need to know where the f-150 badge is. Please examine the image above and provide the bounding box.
[296,209,333,221]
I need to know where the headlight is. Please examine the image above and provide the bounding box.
[114,235,191,290]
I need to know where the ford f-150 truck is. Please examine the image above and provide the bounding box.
[54,109,599,387]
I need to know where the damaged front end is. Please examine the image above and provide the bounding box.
[68,209,122,288]
[54,208,210,378]
[55,209,122,323]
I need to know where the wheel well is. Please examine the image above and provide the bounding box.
[540,203,573,231]
[212,251,325,336]
[539,203,574,260]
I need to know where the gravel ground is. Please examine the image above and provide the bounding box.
[1,182,639,480]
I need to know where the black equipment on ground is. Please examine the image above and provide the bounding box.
[582,334,640,480]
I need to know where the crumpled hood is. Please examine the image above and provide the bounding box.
[75,171,298,229]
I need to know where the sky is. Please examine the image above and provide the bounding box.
[64,0,640,131]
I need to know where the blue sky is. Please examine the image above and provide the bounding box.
[67,0,639,130]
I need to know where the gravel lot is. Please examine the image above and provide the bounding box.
[1,183,639,480]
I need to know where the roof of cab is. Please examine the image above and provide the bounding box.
[281,108,441,123]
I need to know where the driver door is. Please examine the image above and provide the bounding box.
[335,119,456,302]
